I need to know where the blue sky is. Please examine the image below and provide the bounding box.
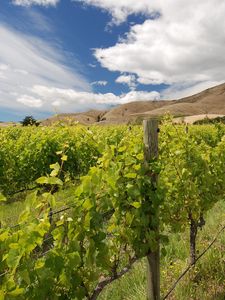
[0,0,224,121]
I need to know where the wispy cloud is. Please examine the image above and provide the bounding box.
[23,9,54,32]
[13,0,59,7]
[88,63,97,68]
[0,22,91,115]
[91,80,108,86]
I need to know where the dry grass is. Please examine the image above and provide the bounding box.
[174,114,225,124]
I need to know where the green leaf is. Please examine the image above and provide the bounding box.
[50,162,60,170]
[18,211,30,223]
[0,290,5,300]
[84,212,91,229]
[47,194,56,207]
[61,155,68,161]
[20,269,30,285]
[6,249,23,271]
[67,252,81,267]
[50,169,59,177]
[107,223,116,233]
[133,164,141,171]
[36,176,49,184]
[35,260,45,270]
[136,153,144,160]
[36,177,63,186]
[8,288,24,296]
[50,162,60,177]
[0,231,9,242]
[48,177,63,186]
[0,193,6,202]
[83,198,93,210]
[126,212,134,225]
[118,146,126,152]
[125,173,137,179]
[131,202,141,208]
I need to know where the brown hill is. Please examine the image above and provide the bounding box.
[137,83,225,118]
[41,83,225,125]
[101,100,175,123]
[41,109,108,126]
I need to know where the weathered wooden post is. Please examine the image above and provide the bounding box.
[143,119,160,300]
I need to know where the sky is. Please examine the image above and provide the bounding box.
[0,0,225,121]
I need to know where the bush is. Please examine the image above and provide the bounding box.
[21,116,39,126]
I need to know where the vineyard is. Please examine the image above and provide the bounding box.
[0,119,225,299]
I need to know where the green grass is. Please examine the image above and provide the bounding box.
[0,200,26,227]
[0,185,78,227]
[99,200,225,300]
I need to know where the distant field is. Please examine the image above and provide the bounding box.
[174,114,225,124]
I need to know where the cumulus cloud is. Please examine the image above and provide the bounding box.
[91,80,108,86]
[13,0,59,6]
[75,0,225,95]
[17,95,43,107]
[15,85,160,112]
[117,90,160,104]
[116,74,136,90]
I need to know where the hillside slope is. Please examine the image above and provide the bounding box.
[101,100,175,123]
[138,83,225,118]
[41,110,108,126]
[40,83,225,125]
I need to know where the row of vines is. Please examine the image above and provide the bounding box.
[0,120,225,299]
[0,125,126,195]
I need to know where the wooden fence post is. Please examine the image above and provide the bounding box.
[143,119,160,300]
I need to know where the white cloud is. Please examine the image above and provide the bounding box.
[88,63,97,68]
[24,10,54,32]
[13,0,59,6]
[0,15,161,118]
[3,0,225,118]
[15,85,160,112]
[14,69,29,75]
[0,64,9,71]
[116,74,136,90]
[76,0,225,95]
[161,81,225,100]
[17,95,43,107]
[0,23,90,114]
[91,80,108,86]
[117,90,160,104]
[74,0,157,25]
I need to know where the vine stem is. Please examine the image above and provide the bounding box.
[90,256,138,300]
